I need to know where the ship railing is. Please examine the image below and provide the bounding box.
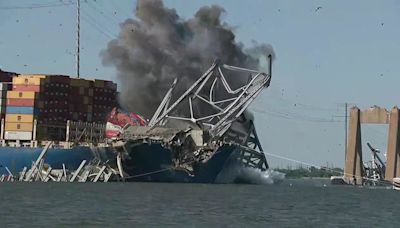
[0,118,106,148]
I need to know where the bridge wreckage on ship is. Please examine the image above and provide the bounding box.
[110,56,273,183]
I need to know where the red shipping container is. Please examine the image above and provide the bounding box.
[12,85,41,92]
[7,98,36,107]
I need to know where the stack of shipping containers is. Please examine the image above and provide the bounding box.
[5,75,43,140]
[2,74,118,142]
[69,78,93,123]
[0,69,15,121]
[37,75,71,140]
[38,75,71,125]
[0,82,11,124]
[92,79,117,123]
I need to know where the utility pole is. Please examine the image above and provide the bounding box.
[334,102,352,161]
[76,0,81,78]
[344,102,348,158]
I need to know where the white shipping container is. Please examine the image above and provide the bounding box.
[4,131,33,140]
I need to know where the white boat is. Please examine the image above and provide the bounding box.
[393,177,400,190]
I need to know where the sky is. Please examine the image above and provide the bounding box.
[1,0,400,168]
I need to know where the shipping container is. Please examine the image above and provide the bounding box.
[93,96,115,104]
[93,80,105,88]
[48,75,70,84]
[39,105,69,111]
[4,131,32,140]
[70,78,91,87]
[7,91,38,99]
[12,85,41,92]
[93,87,117,94]
[18,74,47,79]
[5,122,33,131]
[70,88,89,97]
[6,106,39,115]
[43,83,70,93]
[69,104,93,113]
[0,70,15,82]
[104,81,117,90]
[42,91,69,100]
[38,111,69,120]
[5,114,34,123]
[83,96,92,105]
[13,75,47,85]
[7,98,36,107]
[39,110,69,123]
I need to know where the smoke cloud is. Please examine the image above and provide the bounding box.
[101,0,274,117]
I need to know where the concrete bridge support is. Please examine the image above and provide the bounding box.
[344,107,363,185]
[344,105,400,184]
[385,107,400,181]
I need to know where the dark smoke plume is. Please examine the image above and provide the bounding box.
[101,0,274,118]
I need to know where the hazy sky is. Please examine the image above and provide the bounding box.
[1,0,399,168]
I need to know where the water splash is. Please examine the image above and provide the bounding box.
[215,162,285,184]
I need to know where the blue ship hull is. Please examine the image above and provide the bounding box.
[0,147,94,175]
[0,143,239,184]
[122,143,238,183]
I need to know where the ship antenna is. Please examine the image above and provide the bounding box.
[76,0,81,78]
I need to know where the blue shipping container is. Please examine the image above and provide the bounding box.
[6,106,39,114]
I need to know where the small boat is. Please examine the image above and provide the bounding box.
[393,177,400,190]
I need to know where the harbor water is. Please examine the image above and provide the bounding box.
[0,179,399,227]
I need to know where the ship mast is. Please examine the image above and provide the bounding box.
[76,0,80,78]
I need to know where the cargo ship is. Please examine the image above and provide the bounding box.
[0,57,272,184]
[1,0,272,182]
[0,69,116,175]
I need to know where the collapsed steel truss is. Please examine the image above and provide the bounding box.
[148,58,272,139]
[236,120,269,170]
[115,58,273,180]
